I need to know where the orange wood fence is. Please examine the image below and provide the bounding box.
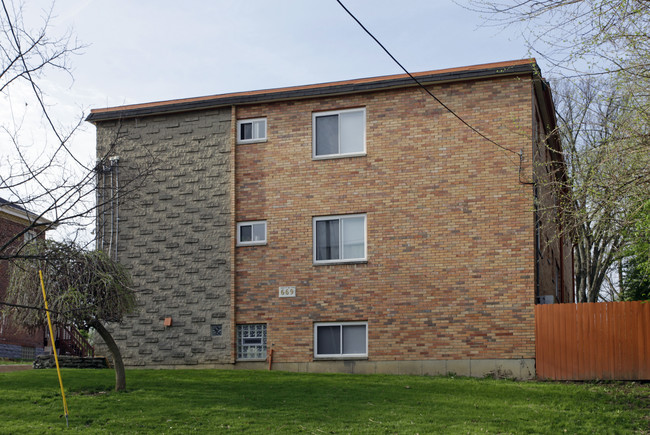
[535,301,650,380]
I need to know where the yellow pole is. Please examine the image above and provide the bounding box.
[39,270,69,426]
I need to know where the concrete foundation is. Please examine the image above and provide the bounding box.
[135,358,536,380]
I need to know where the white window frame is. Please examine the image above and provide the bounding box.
[24,230,37,243]
[314,322,368,359]
[313,214,367,264]
[312,108,366,159]
[237,221,267,246]
[236,323,267,361]
[236,118,267,144]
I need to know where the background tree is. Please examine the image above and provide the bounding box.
[620,200,650,300]
[1,2,151,373]
[4,240,136,391]
[1,0,151,258]
[552,78,631,301]
[462,0,650,80]
[464,0,650,301]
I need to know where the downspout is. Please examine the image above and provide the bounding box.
[96,160,102,251]
[101,160,106,252]
[112,156,120,261]
[108,160,114,255]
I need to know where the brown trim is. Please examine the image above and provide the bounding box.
[87,59,539,123]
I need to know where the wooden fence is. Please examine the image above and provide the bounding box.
[535,301,650,380]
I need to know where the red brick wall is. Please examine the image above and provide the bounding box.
[0,213,46,349]
[234,75,537,362]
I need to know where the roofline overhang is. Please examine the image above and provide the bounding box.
[0,204,56,227]
[87,59,541,123]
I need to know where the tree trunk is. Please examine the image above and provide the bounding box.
[91,319,126,392]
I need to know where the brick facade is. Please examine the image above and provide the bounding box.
[0,208,46,358]
[90,60,572,377]
[234,76,538,364]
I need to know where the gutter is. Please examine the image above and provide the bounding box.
[87,61,539,123]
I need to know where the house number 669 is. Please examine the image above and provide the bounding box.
[279,286,296,298]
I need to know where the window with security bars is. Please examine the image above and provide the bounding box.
[237,323,267,360]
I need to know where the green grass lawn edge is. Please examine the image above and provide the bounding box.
[1,369,648,434]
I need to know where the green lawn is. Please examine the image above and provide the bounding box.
[1,369,648,434]
[0,358,32,365]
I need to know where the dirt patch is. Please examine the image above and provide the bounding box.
[0,364,32,373]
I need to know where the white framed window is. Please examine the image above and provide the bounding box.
[237,221,267,246]
[313,108,365,158]
[237,118,267,144]
[313,214,366,264]
[24,230,37,243]
[314,322,367,358]
[237,324,267,360]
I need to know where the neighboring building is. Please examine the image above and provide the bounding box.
[0,198,50,359]
[88,59,573,378]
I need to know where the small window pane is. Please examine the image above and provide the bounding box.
[240,123,252,140]
[342,217,365,260]
[316,219,340,260]
[342,325,366,354]
[237,119,266,143]
[253,120,266,139]
[340,110,364,154]
[240,225,252,242]
[252,223,265,241]
[316,115,339,156]
[317,325,340,355]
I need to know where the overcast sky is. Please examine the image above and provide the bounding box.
[3,0,541,237]
[10,0,539,161]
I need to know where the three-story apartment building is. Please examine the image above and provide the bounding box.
[89,59,573,378]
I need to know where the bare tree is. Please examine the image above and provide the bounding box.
[461,0,650,79]
[462,0,650,300]
[0,0,151,258]
[4,239,135,391]
[1,0,88,247]
[0,0,154,384]
[552,79,628,301]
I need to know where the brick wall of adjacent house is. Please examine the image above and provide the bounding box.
[0,212,46,357]
[234,75,538,363]
[94,108,233,366]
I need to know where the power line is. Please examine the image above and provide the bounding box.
[335,0,520,156]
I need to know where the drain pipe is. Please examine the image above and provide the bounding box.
[110,156,120,260]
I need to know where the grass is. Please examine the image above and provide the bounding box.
[1,369,648,434]
[0,357,32,365]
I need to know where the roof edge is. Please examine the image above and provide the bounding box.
[0,203,55,227]
[87,59,540,123]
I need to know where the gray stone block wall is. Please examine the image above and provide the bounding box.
[94,108,232,366]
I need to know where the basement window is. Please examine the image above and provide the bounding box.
[237,324,267,360]
[314,322,367,358]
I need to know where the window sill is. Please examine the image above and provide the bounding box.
[314,356,368,361]
[312,152,366,161]
[313,260,367,266]
[237,138,268,145]
[236,242,267,247]
[236,358,267,362]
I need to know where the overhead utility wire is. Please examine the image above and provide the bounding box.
[335,0,520,156]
